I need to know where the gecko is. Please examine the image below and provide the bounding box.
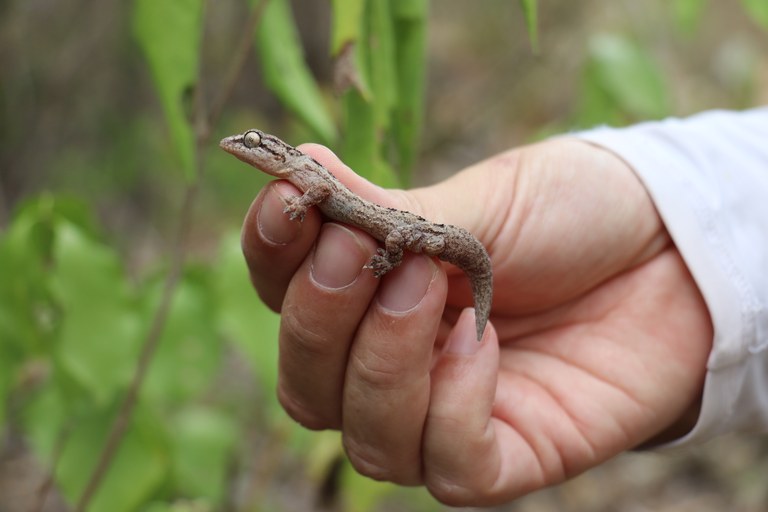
[220,129,493,340]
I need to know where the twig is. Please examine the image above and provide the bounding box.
[32,422,71,512]
[73,1,269,509]
[74,183,197,512]
[207,0,271,133]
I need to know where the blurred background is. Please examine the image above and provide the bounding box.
[0,0,766,511]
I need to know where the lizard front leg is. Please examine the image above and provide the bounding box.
[283,182,332,221]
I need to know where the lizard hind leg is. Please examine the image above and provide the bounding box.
[364,229,406,278]
[365,247,403,278]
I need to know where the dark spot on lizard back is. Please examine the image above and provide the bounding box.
[261,144,286,162]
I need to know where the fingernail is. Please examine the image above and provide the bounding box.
[444,309,482,355]
[378,256,436,312]
[311,224,371,289]
[258,184,300,244]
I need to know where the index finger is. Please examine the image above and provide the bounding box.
[242,144,396,312]
[241,180,322,312]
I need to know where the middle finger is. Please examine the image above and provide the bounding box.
[277,222,379,430]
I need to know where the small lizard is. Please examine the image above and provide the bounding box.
[220,129,493,340]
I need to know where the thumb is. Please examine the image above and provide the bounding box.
[297,143,410,211]
[298,143,509,249]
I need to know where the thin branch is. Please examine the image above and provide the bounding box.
[74,183,197,512]
[73,1,269,509]
[32,423,72,512]
[207,0,270,133]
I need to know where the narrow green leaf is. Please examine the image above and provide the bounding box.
[576,63,623,128]
[741,0,768,30]
[335,1,400,187]
[582,33,668,122]
[367,0,398,131]
[392,0,428,19]
[341,91,400,188]
[49,222,142,405]
[519,0,539,53]
[254,0,336,143]
[392,4,427,183]
[133,0,203,181]
[330,0,365,55]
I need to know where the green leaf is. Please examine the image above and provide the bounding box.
[170,406,238,500]
[133,0,203,181]
[367,0,398,131]
[341,91,400,188]
[341,461,400,511]
[141,267,221,407]
[142,502,211,512]
[330,0,365,55]
[0,357,12,425]
[0,195,109,425]
[392,0,428,19]
[0,197,59,360]
[519,0,540,53]
[24,389,169,512]
[392,3,427,183]
[338,0,402,188]
[214,231,281,410]
[580,33,669,124]
[742,0,768,30]
[49,222,142,405]
[66,406,169,512]
[672,0,708,34]
[254,0,336,144]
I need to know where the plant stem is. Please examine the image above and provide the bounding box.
[74,181,197,512]
[74,1,268,509]
[207,0,271,134]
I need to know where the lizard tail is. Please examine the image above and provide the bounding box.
[467,264,493,341]
[441,229,493,341]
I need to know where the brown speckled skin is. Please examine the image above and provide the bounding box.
[220,129,493,340]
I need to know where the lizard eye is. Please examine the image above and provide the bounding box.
[243,130,261,148]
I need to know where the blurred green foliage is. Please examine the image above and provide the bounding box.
[0,0,765,510]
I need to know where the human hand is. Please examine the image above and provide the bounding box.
[241,138,712,505]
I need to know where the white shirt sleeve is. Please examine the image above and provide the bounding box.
[575,108,768,447]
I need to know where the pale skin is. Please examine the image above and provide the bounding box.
[241,137,712,506]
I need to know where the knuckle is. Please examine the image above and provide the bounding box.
[349,350,405,391]
[425,451,509,507]
[276,385,336,430]
[256,287,283,313]
[426,475,481,507]
[343,437,395,482]
[280,307,337,358]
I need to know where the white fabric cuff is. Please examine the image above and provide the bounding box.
[574,108,768,447]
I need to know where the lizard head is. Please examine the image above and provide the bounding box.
[219,129,303,177]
